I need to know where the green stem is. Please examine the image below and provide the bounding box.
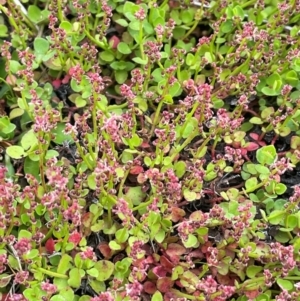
[139,21,145,60]
[149,100,164,137]
[231,55,250,77]
[38,134,47,192]
[84,30,107,49]
[178,103,200,141]
[118,169,130,197]
[107,103,128,111]
[240,0,257,8]
[170,131,199,162]
[181,17,200,40]
[132,197,154,212]
[283,276,300,280]
[34,267,68,279]
[57,0,63,22]
[195,136,211,158]
[75,141,94,170]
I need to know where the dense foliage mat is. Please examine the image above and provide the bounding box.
[0,0,300,300]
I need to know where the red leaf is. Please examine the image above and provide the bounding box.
[130,165,144,175]
[160,255,175,271]
[62,74,71,84]
[143,281,156,294]
[244,290,260,299]
[157,277,174,293]
[45,238,55,254]
[249,133,260,140]
[109,36,120,49]
[152,266,168,278]
[52,79,62,89]
[141,141,150,148]
[69,231,82,246]
[166,243,186,257]
[169,207,185,222]
[243,142,259,151]
[97,242,114,259]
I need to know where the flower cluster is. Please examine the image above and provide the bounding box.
[197,275,236,300]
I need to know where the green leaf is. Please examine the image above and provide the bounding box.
[233,5,245,19]
[132,57,148,65]
[9,60,21,74]
[51,123,74,145]
[174,161,186,178]
[182,234,198,248]
[21,130,38,151]
[109,240,121,250]
[220,20,234,33]
[183,190,197,202]
[255,165,270,174]
[151,291,163,301]
[86,268,99,278]
[276,278,294,291]
[0,24,8,37]
[245,177,258,191]
[115,70,128,84]
[249,117,263,124]
[28,5,43,23]
[125,186,146,206]
[59,21,73,33]
[256,145,277,165]
[275,183,287,195]
[24,157,40,180]
[95,260,114,281]
[285,70,298,86]
[34,38,50,54]
[56,287,74,301]
[6,146,26,159]
[275,231,290,243]
[286,214,298,229]
[0,274,13,288]
[115,19,129,27]
[268,210,285,225]
[144,156,152,166]
[169,81,181,97]
[246,265,263,278]
[180,10,195,24]
[68,268,82,288]
[115,228,129,244]
[100,50,115,62]
[261,86,280,96]
[117,42,132,54]
[57,254,72,274]
[18,229,32,240]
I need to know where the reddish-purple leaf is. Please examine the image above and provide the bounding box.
[157,277,174,293]
[143,281,156,294]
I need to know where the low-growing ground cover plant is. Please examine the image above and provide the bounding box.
[1,0,300,300]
